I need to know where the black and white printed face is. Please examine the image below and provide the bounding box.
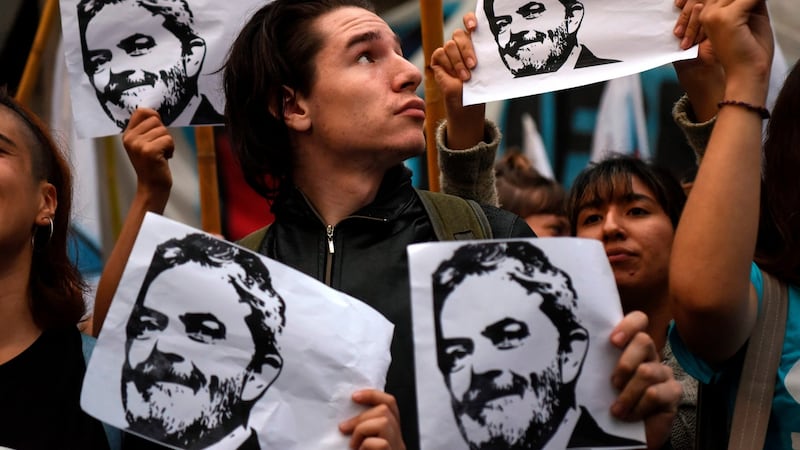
[122,261,262,443]
[438,261,568,449]
[486,0,575,76]
[83,1,192,128]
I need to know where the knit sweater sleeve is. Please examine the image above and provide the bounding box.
[672,94,717,164]
[436,118,500,207]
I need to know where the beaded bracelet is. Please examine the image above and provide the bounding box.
[717,100,771,119]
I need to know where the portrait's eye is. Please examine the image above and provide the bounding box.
[87,50,111,74]
[117,33,156,57]
[482,318,530,350]
[628,207,649,217]
[492,16,512,32]
[180,313,226,344]
[517,2,546,19]
[441,338,474,373]
[128,306,168,339]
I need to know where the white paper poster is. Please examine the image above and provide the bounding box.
[465,0,698,104]
[409,238,645,450]
[82,213,393,449]
[59,0,266,138]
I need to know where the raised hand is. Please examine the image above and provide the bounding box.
[672,0,726,121]
[122,107,174,196]
[700,0,773,102]
[430,13,486,150]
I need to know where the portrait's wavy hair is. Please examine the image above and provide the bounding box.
[483,0,582,35]
[223,0,373,202]
[566,155,686,236]
[0,90,87,329]
[432,241,581,374]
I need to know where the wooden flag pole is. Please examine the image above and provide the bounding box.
[420,0,445,192]
[15,0,59,105]
[195,126,222,235]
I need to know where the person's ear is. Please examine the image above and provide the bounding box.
[565,2,584,35]
[182,37,207,78]
[281,87,311,132]
[560,326,588,384]
[241,354,283,402]
[36,182,57,225]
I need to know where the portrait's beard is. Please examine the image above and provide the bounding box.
[96,63,192,130]
[121,351,247,448]
[499,24,572,77]
[450,358,570,450]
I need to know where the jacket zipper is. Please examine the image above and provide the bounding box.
[324,224,335,285]
[322,216,386,287]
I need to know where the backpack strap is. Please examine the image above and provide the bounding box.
[416,189,492,241]
[80,333,122,450]
[237,224,272,252]
[727,268,788,450]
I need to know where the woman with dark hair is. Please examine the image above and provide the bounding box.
[566,156,686,346]
[0,90,109,448]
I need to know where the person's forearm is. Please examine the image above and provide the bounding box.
[92,187,169,335]
[670,74,768,363]
[443,102,486,150]
[675,64,725,123]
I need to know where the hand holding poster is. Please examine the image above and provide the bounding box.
[409,238,646,450]
[464,0,699,104]
[81,213,393,449]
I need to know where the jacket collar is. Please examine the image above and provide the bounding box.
[272,165,417,224]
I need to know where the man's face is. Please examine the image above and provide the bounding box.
[486,0,577,76]
[83,2,193,128]
[438,263,568,449]
[295,7,426,169]
[574,176,675,307]
[122,261,282,446]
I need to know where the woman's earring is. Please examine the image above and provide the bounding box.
[46,216,54,244]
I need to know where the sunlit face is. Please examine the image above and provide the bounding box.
[438,264,567,449]
[122,261,282,447]
[300,7,426,169]
[525,213,570,237]
[575,176,675,305]
[0,107,48,256]
[83,2,193,128]
[486,0,578,76]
